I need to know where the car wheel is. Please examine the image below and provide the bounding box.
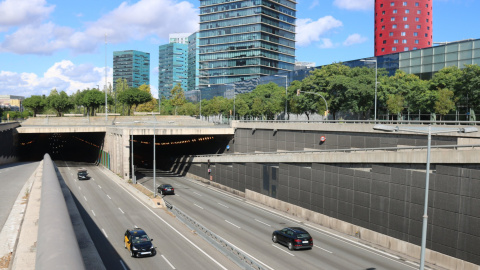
[152,249,156,256]
[272,235,277,243]
[288,242,293,251]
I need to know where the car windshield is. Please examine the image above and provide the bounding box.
[296,233,311,239]
[132,235,151,244]
[163,185,172,188]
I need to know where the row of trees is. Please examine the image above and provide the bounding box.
[18,64,480,120]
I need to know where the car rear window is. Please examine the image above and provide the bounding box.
[296,233,311,239]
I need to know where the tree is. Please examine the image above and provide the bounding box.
[457,64,480,111]
[248,82,284,119]
[23,95,47,117]
[47,89,74,116]
[117,87,152,115]
[135,84,157,112]
[170,83,186,115]
[434,88,457,121]
[386,94,404,120]
[82,89,106,116]
[115,78,129,114]
[235,95,250,119]
[177,102,197,115]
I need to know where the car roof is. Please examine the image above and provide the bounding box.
[128,228,147,235]
[288,227,309,233]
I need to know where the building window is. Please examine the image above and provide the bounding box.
[405,9,410,14]
[401,32,406,36]
[415,40,419,44]
[427,26,430,30]
[403,17,408,21]
[402,39,407,44]
[394,40,399,44]
[380,33,383,37]
[383,40,387,44]
[414,32,418,36]
[393,9,397,14]
[392,47,397,51]
[426,4,428,7]
[389,32,394,36]
[380,4,383,7]
[392,24,397,29]
[426,19,429,22]
[382,48,385,52]
[428,41,431,45]
[382,25,385,29]
[390,17,394,21]
[405,24,409,29]
[403,2,407,6]
[415,2,419,6]
[417,25,421,29]
[425,33,428,37]
[381,18,384,22]
[382,11,385,14]
[404,47,409,51]
[428,12,430,15]
[415,17,419,22]
[417,10,421,14]
[391,2,394,6]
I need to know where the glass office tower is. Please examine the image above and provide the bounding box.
[198,0,297,87]
[113,50,150,90]
[188,32,200,92]
[158,43,188,98]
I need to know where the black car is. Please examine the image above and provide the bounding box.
[124,228,156,257]
[77,169,89,180]
[158,184,175,195]
[272,227,313,250]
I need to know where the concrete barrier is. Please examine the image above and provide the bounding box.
[35,154,85,270]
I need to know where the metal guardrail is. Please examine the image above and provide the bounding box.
[189,144,480,158]
[236,119,480,125]
[164,199,265,270]
[36,154,85,270]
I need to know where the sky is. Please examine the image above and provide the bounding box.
[0,0,478,99]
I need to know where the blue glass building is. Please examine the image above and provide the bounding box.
[158,43,189,98]
[188,32,200,93]
[198,0,297,88]
[113,50,150,91]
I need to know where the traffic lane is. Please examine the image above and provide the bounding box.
[158,174,415,270]
[63,162,238,270]
[0,162,39,228]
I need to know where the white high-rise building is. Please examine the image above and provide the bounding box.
[169,33,192,44]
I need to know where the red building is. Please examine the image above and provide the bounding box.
[375,0,432,56]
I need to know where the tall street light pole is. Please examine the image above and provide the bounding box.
[105,33,108,123]
[373,124,478,270]
[274,75,288,120]
[361,59,377,122]
[153,120,156,198]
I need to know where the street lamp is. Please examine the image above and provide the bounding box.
[274,74,288,119]
[226,84,235,120]
[373,124,478,270]
[360,59,378,121]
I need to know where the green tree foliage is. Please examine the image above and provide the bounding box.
[247,82,284,119]
[434,88,457,120]
[177,102,197,115]
[23,95,47,117]
[136,84,157,112]
[115,78,129,114]
[170,83,186,115]
[457,64,480,111]
[235,95,250,118]
[117,87,152,115]
[82,89,106,116]
[47,89,74,116]
[386,94,405,120]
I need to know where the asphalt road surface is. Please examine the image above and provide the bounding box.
[137,169,424,270]
[57,161,240,270]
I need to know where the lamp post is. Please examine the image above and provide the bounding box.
[274,74,288,119]
[360,59,377,121]
[373,124,478,270]
[131,127,135,184]
[104,33,108,123]
[153,120,156,198]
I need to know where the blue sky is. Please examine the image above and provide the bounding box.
[0,0,478,98]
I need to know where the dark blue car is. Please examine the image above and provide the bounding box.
[272,227,313,250]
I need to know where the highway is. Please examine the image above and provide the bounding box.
[57,161,240,270]
[137,169,422,270]
[0,162,39,228]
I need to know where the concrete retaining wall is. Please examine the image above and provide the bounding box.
[0,123,19,165]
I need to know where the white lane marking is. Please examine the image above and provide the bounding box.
[225,220,240,229]
[78,186,81,190]
[194,203,204,210]
[107,194,111,200]
[84,196,87,201]
[91,178,94,181]
[134,225,138,228]
[193,191,203,196]
[255,219,271,227]
[314,245,332,253]
[98,185,102,189]
[245,201,301,223]
[119,260,128,270]
[218,203,229,208]
[161,255,176,269]
[271,244,294,256]
[91,210,96,216]
[101,171,229,270]
[102,228,108,238]
[118,208,124,214]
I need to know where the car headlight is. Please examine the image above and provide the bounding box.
[150,245,154,250]
[132,246,138,251]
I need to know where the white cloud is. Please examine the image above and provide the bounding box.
[0,0,54,31]
[343,33,368,46]
[0,60,113,97]
[309,0,319,9]
[318,38,336,49]
[0,0,198,55]
[296,16,343,47]
[333,0,373,10]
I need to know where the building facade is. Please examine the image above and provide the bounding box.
[158,43,189,98]
[0,95,24,111]
[375,0,432,56]
[198,0,297,88]
[169,33,192,44]
[188,32,200,92]
[113,50,150,91]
